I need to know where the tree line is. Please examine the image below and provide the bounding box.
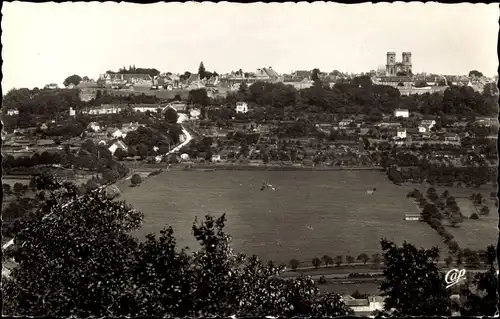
[105,66,161,77]
[387,165,495,188]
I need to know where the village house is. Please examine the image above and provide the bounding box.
[106,127,126,139]
[44,83,59,90]
[40,123,49,131]
[6,109,19,116]
[167,101,188,112]
[154,73,181,90]
[189,108,201,120]
[373,76,413,89]
[236,102,249,114]
[396,127,407,139]
[108,140,128,155]
[394,108,409,118]
[187,79,205,90]
[121,122,140,134]
[341,295,386,317]
[211,154,222,162]
[290,70,311,80]
[87,122,101,132]
[97,73,153,88]
[418,119,436,133]
[284,78,315,90]
[82,104,123,115]
[254,67,282,83]
[339,119,353,129]
[132,104,160,113]
[444,132,461,143]
[176,113,188,123]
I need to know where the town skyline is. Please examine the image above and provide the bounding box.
[2,2,498,91]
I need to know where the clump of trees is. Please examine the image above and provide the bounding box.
[2,176,353,317]
[379,240,451,316]
[63,74,82,87]
[124,125,180,157]
[106,65,160,77]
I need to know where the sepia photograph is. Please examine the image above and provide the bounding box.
[1,1,499,317]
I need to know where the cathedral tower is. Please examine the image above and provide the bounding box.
[386,52,396,76]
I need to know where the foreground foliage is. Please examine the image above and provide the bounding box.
[2,176,353,317]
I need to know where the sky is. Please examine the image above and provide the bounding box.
[2,2,498,91]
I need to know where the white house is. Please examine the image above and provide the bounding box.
[190,108,201,120]
[180,153,190,161]
[107,128,126,139]
[342,295,386,317]
[87,122,101,132]
[121,122,140,134]
[167,102,187,112]
[211,154,221,162]
[418,119,436,133]
[7,109,19,116]
[394,108,409,118]
[108,140,128,155]
[132,104,160,113]
[339,119,353,128]
[44,83,59,90]
[236,102,249,114]
[69,107,76,117]
[177,113,188,123]
[396,128,407,139]
[82,104,123,115]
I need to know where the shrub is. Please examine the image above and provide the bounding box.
[470,213,479,220]
[289,259,300,271]
[130,174,142,187]
[104,185,121,200]
[318,275,327,284]
[312,257,322,269]
[479,206,490,215]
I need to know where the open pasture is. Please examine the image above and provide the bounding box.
[119,170,495,264]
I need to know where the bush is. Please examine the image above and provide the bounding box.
[289,259,300,271]
[470,213,479,220]
[104,185,121,200]
[479,206,490,215]
[130,174,142,187]
[318,275,327,284]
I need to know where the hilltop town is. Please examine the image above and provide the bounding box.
[2,54,498,317]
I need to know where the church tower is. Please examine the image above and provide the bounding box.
[402,52,412,75]
[386,52,396,76]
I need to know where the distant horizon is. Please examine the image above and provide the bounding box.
[2,2,498,91]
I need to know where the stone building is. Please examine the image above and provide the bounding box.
[386,52,412,76]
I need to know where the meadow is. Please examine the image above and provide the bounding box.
[120,170,496,265]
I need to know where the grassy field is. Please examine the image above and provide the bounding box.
[400,184,498,252]
[120,170,478,265]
